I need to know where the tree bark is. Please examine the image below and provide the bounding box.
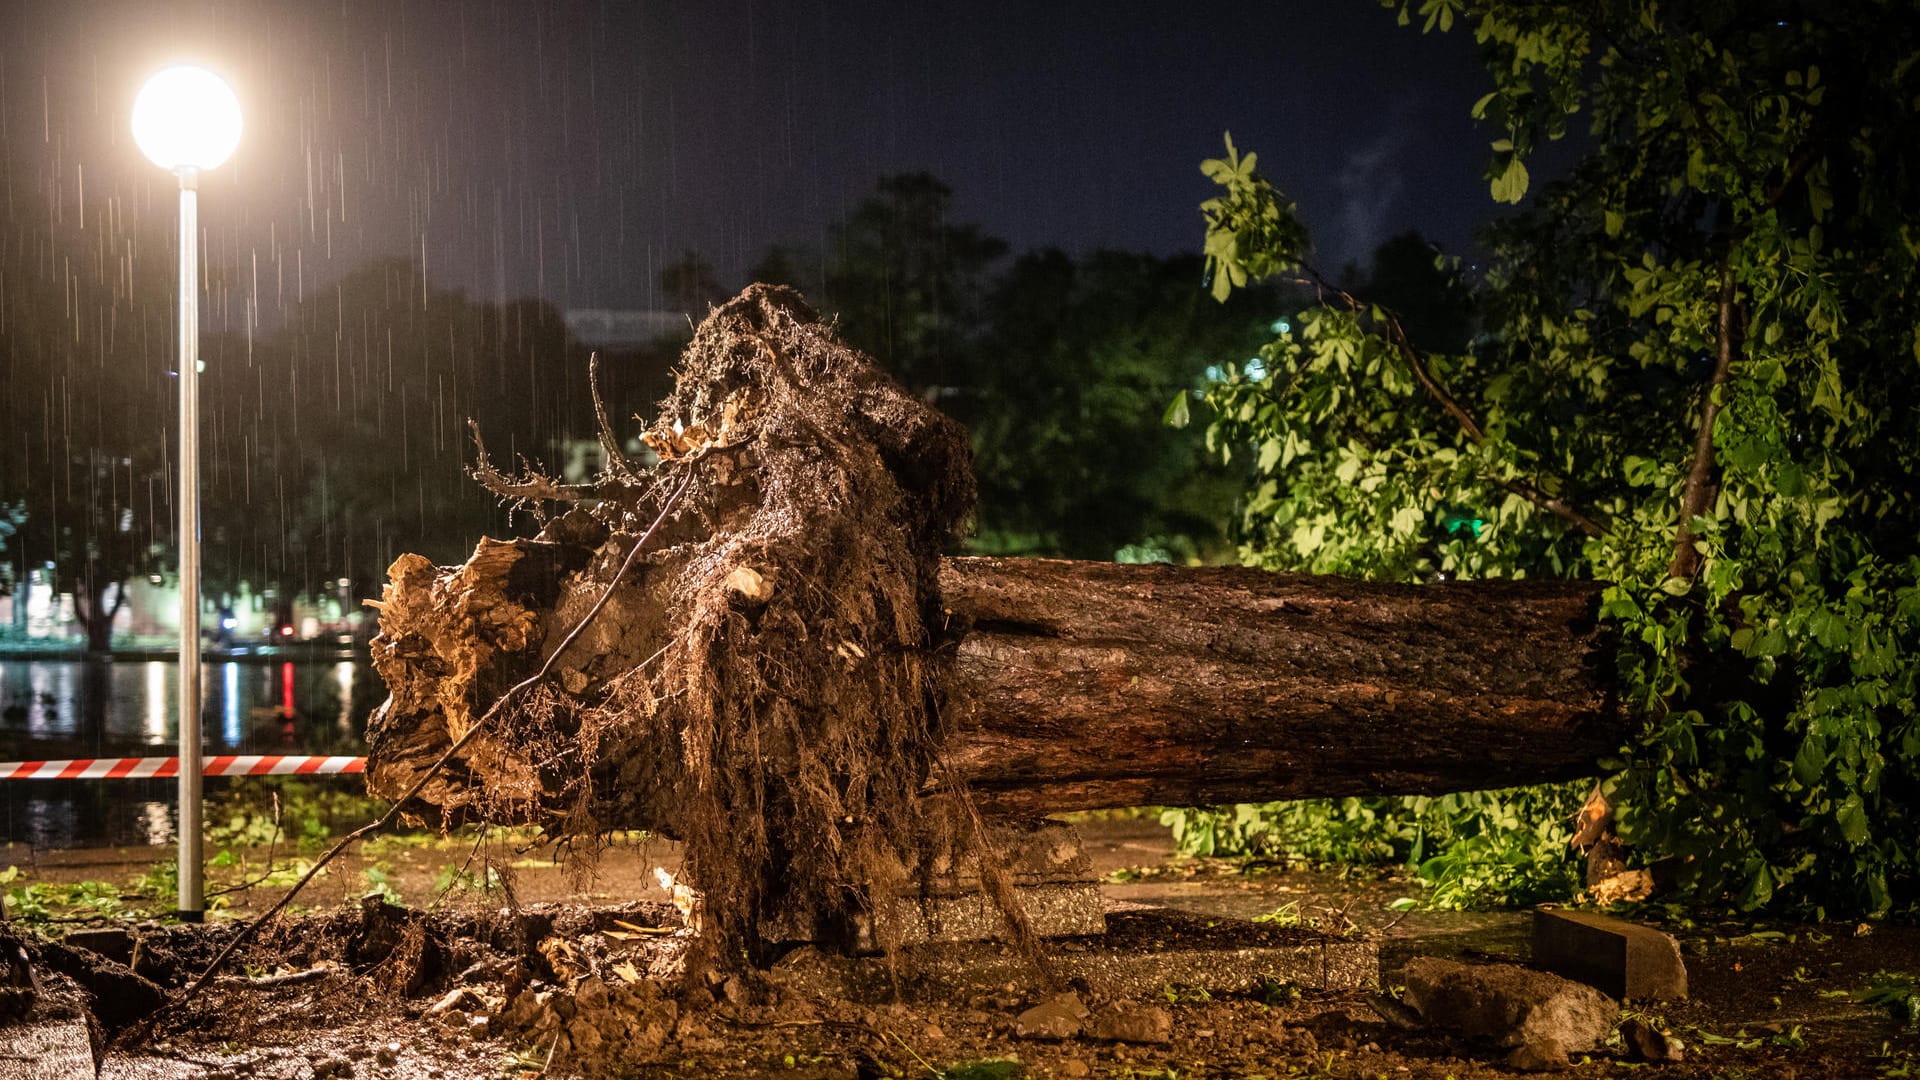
[366,549,1625,822]
[939,558,1621,815]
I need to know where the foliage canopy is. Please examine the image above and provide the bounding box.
[1182,0,1920,914]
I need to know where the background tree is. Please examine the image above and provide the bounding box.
[748,244,823,300]
[809,176,1262,561]
[194,258,587,608]
[1182,0,1920,913]
[823,173,1007,397]
[658,251,731,319]
[1356,231,1474,355]
[961,249,1272,560]
[0,162,175,651]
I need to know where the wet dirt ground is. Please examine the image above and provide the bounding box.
[3,817,1916,1079]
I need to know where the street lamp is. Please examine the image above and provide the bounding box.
[133,64,241,921]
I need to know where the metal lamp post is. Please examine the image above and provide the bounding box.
[132,65,242,921]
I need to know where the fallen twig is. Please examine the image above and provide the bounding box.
[206,793,286,898]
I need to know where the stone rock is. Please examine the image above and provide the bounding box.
[1505,1039,1571,1072]
[1093,1003,1173,1044]
[1532,908,1687,1001]
[1400,958,1616,1053]
[1060,1060,1091,1078]
[1622,1017,1685,1063]
[1016,992,1089,1039]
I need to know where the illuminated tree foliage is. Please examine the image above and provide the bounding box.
[1183,0,1920,913]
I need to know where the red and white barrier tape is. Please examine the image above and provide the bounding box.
[0,755,366,781]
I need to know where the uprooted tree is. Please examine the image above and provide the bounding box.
[363,285,1631,971]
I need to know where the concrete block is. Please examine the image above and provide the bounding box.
[1531,907,1687,1001]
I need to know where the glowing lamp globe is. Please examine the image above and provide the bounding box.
[132,66,242,172]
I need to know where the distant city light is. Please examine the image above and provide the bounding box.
[1270,318,1292,334]
[1245,356,1269,380]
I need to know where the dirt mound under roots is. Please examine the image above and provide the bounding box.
[365,285,1030,976]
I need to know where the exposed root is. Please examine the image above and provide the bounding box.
[367,285,1039,980]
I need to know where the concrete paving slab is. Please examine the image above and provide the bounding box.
[0,1015,98,1079]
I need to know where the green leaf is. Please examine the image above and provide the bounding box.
[1835,796,1870,846]
[1163,392,1191,429]
[1490,156,1529,203]
[1791,736,1826,787]
[1686,147,1710,190]
[1741,862,1776,908]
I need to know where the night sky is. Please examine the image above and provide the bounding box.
[1,1,1497,322]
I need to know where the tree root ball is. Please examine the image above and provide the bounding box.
[364,285,1007,974]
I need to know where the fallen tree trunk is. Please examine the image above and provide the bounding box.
[939,557,1619,815]
[366,547,1623,823]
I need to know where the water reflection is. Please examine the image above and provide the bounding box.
[145,661,168,743]
[224,662,242,746]
[0,657,379,753]
[0,657,386,846]
[334,662,356,736]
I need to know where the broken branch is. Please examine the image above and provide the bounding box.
[467,418,598,507]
